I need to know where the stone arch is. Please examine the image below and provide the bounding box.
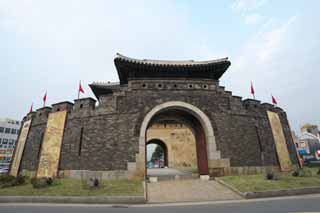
[147,139,168,167]
[137,101,221,175]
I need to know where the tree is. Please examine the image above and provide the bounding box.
[151,145,164,163]
[302,123,318,129]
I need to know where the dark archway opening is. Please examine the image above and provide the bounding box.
[146,139,168,168]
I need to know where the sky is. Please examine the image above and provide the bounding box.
[0,0,319,134]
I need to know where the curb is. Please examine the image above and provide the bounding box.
[215,178,245,198]
[215,178,320,199]
[244,187,320,199]
[0,196,146,204]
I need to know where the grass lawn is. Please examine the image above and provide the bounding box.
[220,172,320,193]
[0,178,144,196]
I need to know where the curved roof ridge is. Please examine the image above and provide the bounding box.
[115,53,229,66]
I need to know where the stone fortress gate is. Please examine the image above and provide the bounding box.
[10,53,298,180]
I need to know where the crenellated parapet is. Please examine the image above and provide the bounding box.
[31,107,52,125]
[52,101,74,112]
[74,98,96,110]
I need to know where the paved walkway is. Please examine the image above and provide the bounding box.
[147,168,192,177]
[147,179,243,203]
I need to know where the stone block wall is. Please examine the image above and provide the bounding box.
[147,123,198,168]
[17,78,298,178]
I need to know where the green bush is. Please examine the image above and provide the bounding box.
[31,177,54,188]
[15,175,26,185]
[0,174,26,188]
[0,174,16,184]
[292,167,317,177]
[265,171,280,181]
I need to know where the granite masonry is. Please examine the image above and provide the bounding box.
[14,54,298,180]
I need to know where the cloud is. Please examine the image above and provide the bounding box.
[253,16,296,63]
[0,0,220,119]
[222,13,320,132]
[244,13,265,25]
[0,1,319,134]
[231,0,267,25]
[231,0,267,13]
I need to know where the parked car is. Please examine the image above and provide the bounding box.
[0,167,9,174]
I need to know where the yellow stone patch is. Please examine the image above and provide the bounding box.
[147,123,197,168]
[36,111,67,178]
[267,111,292,172]
[9,119,32,177]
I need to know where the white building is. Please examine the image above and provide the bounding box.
[0,118,21,168]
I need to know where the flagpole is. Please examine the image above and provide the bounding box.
[251,81,255,100]
[271,94,277,107]
[43,90,47,107]
[78,80,81,99]
[29,103,33,113]
[78,80,85,99]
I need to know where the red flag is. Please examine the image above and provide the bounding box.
[79,81,84,94]
[250,81,255,94]
[272,95,278,105]
[29,103,33,113]
[78,81,84,99]
[250,81,255,99]
[42,91,47,107]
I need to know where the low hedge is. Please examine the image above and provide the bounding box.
[31,177,54,188]
[0,174,26,188]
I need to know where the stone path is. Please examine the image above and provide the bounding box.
[147,168,192,177]
[147,179,243,203]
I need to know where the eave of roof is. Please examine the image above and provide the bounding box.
[114,53,229,66]
[114,53,231,84]
[89,82,121,99]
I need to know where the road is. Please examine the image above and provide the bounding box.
[1,194,320,213]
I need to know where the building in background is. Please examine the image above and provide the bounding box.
[301,124,320,138]
[0,118,21,168]
[297,124,320,161]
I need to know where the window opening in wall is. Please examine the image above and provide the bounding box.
[142,83,146,88]
[80,104,83,109]
[188,84,193,88]
[255,126,264,152]
[157,84,162,88]
[38,132,45,159]
[78,127,84,156]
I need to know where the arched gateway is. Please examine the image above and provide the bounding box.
[146,139,168,168]
[139,101,220,175]
[11,53,298,179]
